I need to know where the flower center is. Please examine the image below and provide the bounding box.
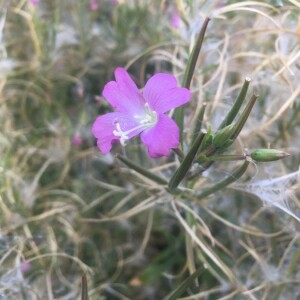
[113,104,157,146]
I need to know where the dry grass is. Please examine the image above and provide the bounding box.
[0,0,299,299]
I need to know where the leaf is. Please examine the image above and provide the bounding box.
[163,268,203,300]
[81,274,89,300]
[168,131,206,193]
[117,155,168,185]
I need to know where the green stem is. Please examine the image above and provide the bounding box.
[195,161,250,199]
[117,155,168,185]
[205,154,246,162]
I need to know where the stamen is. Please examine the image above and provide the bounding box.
[113,123,129,146]
[140,115,153,124]
[113,106,158,146]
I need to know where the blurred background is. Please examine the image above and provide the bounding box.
[0,0,299,299]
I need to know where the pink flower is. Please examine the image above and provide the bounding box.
[72,135,83,146]
[89,0,100,10]
[20,261,31,273]
[30,0,40,6]
[74,84,84,98]
[216,1,225,8]
[92,68,191,158]
[171,9,181,28]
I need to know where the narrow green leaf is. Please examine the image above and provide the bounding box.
[192,102,207,139]
[230,94,258,141]
[175,107,184,148]
[168,131,206,193]
[163,268,203,300]
[195,93,256,173]
[175,17,210,145]
[182,17,211,89]
[173,148,184,160]
[81,274,89,300]
[117,155,168,185]
[218,77,251,130]
[195,160,250,199]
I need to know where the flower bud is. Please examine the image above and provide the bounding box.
[212,124,235,149]
[250,149,290,162]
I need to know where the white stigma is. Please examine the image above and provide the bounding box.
[113,123,130,145]
[113,104,157,146]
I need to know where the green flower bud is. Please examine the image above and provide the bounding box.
[213,124,235,149]
[250,149,290,162]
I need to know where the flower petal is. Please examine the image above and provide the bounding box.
[103,68,145,116]
[141,114,179,158]
[92,112,144,154]
[114,67,141,97]
[143,73,191,113]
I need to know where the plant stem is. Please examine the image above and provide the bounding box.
[195,160,250,199]
[206,154,246,162]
